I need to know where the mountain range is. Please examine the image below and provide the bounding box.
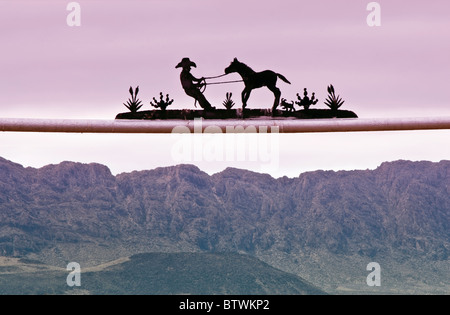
[0,156,449,294]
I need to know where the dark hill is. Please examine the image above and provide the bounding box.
[0,253,325,295]
[82,253,326,295]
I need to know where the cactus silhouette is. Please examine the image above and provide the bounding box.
[150,92,174,111]
[295,88,318,110]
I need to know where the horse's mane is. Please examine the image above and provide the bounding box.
[236,60,255,74]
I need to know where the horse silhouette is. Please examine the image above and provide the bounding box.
[224,58,291,111]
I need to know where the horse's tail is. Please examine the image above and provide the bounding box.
[277,73,291,84]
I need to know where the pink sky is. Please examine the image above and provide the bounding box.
[0,0,449,177]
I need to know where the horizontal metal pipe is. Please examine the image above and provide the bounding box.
[1,117,450,134]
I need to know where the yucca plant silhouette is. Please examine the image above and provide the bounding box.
[324,84,345,111]
[123,86,143,113]
[222,92,235,110]
[150,92,174,111]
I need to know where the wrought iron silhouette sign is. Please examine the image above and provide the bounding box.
[116,57,357,120]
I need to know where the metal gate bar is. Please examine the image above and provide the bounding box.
[1,117,450,134]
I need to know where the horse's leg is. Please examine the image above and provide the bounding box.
[242,88,252,109]
[268,85,281,111]
[244,89,252,108]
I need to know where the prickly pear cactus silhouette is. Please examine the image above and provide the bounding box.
[296,88,318,110]
[150,92,174,111]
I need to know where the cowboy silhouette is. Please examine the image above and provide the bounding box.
[176,58,214,110]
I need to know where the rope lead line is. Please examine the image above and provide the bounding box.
[195,73,242,106]
[203,74,229,80]
[205,80,244,86]
[202,73,244,86]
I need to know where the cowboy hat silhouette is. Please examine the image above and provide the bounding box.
[176,58,197,69]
